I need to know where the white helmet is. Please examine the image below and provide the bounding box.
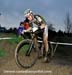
[24,9,33,17]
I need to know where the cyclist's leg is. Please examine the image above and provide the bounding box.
[33,35,39,52]
[43,25,49,62]
[33,34,43,58]
[40,43,44,56]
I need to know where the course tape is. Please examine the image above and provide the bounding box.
[50,41,72,46]
[0,37,15,40]
[0,37,72,46]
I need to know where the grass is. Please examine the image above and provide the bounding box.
[7,36,24,44]
[0,33,25,58]
[20,44,30,55]
[0,48,7,57]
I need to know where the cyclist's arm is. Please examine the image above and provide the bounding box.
[34,15,46,29]
[39,23,46,29]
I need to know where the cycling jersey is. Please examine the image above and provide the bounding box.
[24,22,30,29]
[24,14,48,37]
[33,14,46,26]
[20,21,30,30]
[33,14,48,37]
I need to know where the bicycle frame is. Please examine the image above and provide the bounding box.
[21,30,43,55]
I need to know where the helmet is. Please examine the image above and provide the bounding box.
[24,9,33,17]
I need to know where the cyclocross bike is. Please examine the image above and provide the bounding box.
[15,27,53,68]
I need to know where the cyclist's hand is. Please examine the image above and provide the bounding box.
[21,30,27,34]
[24,30,27,32]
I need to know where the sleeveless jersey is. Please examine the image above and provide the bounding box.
[33,14,46,26]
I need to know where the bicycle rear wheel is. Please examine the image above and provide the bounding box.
[15,39,38,68]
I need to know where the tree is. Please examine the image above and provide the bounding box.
[65,12,72,33]
[48,23,55,31]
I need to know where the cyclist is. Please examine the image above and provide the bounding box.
[23,9,49,62]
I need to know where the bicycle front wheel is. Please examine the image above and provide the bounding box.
[15,39,38,68]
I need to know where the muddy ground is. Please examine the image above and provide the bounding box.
[0,38,72,75]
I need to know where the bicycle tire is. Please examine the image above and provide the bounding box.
[15,39,38,68]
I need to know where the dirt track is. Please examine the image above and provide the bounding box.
[0,40,72,75]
